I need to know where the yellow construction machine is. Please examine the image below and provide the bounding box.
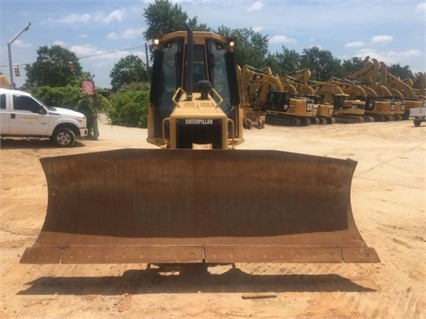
[20,26,379,268]
[237,64,268,129]
[239,65,316,126]
[345,57,397,121]
[280,71,335,124]
[379,61,423,119]
[306,77,371,124]
[411,72,426,99]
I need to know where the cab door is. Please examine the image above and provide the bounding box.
[9,94,49,136]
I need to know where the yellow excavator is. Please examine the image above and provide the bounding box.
[286,69,368,124]
[280,71,335,124]
[411,72,426,99]
[239,65,315,126]
[20,26,379,268]
[237,64,268,129]
[345,57,398,121]
[312,78,368,123]
[379,61,423,119]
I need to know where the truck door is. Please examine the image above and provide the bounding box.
[9,94,49,136]
[0,93,10,134]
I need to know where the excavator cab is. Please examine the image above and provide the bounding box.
[20,26,379,267]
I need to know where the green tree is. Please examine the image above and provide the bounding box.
[265,47,302,75]
[300,47,341,81]
[387,63,413,80]
[25,45,83,87]
[144,0,187,41]
[341,57,365,76]
[187,16,211,32]
[143,0,209,42]
[217,26,269,68]
[109,83,150,128]
[110,55,149,92]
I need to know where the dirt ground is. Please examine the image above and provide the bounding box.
[0,117,425,319]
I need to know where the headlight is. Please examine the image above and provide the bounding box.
[78,117,87,127]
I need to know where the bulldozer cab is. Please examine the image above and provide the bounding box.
[147,29,242,148]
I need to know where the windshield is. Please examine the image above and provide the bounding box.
[150,36,239,138]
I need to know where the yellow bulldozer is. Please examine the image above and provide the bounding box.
[20,26,379,268]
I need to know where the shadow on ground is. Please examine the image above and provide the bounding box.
[18,267,375,295]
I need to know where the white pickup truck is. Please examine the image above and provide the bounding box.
[0,88,88,147]
[408,101,426,127]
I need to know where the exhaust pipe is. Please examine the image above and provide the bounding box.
[185,23,193,101]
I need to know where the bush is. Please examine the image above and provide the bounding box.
[109,83,150,128]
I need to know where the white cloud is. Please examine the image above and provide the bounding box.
[106,28,144,40]
[252,26,263,33]
[94,9,125,23]
[70,44,103,58]
[13,39,31,48]
[388,49,422,58]
[416,2,426,12]
[371,35,394,44]
[121,28,144,39]
[52,13,92,24]
[354,48,388,63]
[345,41,364,48]
[79,34,88,39]
[53,40,68,47]
[107,32,119,40]
[353,48,422,65]
[247,1,263,12]
[269,35,296,44]
[46,9,125,25]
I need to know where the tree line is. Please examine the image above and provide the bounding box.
[18,0,419,131]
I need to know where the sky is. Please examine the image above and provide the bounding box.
[1,0,425,89]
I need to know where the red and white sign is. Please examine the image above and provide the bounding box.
[81,80,95,95]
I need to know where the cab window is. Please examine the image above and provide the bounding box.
[13,95,43,113]
[0,94,5,109]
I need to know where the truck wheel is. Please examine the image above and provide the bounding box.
[52,128,76,147]
[413,119,422,127]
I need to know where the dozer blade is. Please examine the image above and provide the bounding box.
[20,149,379,265]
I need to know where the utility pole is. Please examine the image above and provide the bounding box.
[8,22,31,89]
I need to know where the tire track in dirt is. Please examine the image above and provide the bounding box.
[239,261,425,319]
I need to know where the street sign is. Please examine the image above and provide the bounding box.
[81,79,95,95]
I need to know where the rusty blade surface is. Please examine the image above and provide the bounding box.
[20,149,380,264]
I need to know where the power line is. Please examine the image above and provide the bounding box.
[0,46,145,68]
[77,46,144,60]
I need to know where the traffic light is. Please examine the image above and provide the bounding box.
[14,65,20,77]
[68,61,75,72]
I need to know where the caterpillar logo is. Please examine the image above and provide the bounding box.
[185,119,214,125]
